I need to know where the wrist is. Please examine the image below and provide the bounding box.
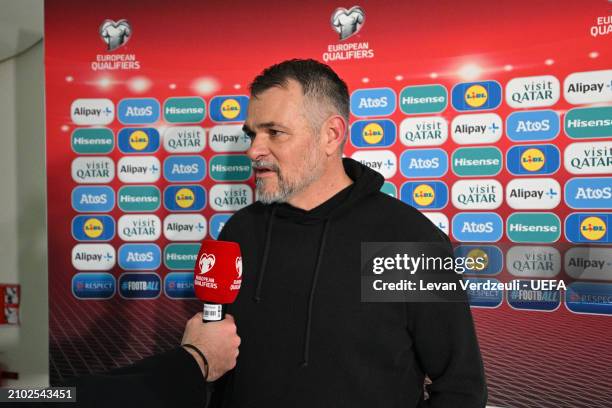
[182,344,209,381]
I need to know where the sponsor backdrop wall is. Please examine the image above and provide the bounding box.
[45,0,612,406]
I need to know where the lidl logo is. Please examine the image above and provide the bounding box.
[451,113,502,145]
[210,184,253,211]
[350,120,396,148]
[72,186,115,212]
[164,243,200,270]
[163,155,206,182]
[163,214,207,241]
[119,273,161,299]
[163,97,206,123]
[507,280,561,311]
[117,156,161,183]
[564,69,612,105]
[71,243,115,271]
[399,117,448,147]
[564,141,612,175]
[118,186,160,212]
[423,212,449,235]
[209,96,248,122]
[118,243,161,270]
[399,84,447,115]
[72,273,115,299]
[118,214,161,241]
[71,98,114,125]
[71,128,114,154]
[118,128,160,153]
[451,147,502,177]
[451,81,502,111]
[506,246,561,277]
[566,213,611,244]
[506,110,560,142]
[451,212,503,242]
[380,181,397,198]
[506,178,561,210]
[210,213,232,240]
[505,75,560,108]
[351,150,397,179]
[209,125,250,152]
[454,245,503,275]
[400,148,448,178]
[72,215,115,241]
[564,106,612,139]
[451,179,503,210]
[164,126,206,153]
[71,157,115,184]
[164,185,206,212]
[164,272,196,299]
[564,177,612,209]
[400,181,448,210]
[506,145,560,176]
[507,212,561,243]
[350,88,396,117]
[117,98,160,124]
[566,282,612,315]
[210,155,252,181]
[464,278,503,308]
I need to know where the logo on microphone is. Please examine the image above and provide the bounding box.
[236,257,242,278]
[198,253,216,274]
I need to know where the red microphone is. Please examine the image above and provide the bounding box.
[194,239,242,323]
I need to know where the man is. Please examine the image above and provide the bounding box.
[58,313,239,408]
[213,59,487,407]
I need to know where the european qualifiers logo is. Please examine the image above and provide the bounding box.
[99,19,131,51]
[506,144,560,176]
[399,116,448,147]
[324,6,373,62]
[566,282,612,316]
[350,120,396,148]
[118,243,161,271]
[451,81,502,111]
[351,150,397,179]
[505,178,561,210]
[506,110,560,142]
[331,6,365,40]
[451,113,502,145]
[93,19,140,71]
[505,75,560,108]
[563,69,612,105]
[117,128,160,154]
[564,177,612,209]
[565,213,610,244]
[564,141,612,174]
[164,126,206,154]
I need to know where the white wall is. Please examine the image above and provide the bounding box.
[0,39,48,387]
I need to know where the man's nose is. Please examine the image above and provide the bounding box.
[246,133,270,161]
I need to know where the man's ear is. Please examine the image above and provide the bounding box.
[322,115,347,156]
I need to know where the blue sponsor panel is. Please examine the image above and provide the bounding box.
[464,278,503,308]
[350,88,396,117]
[72,273,115,300]
[350,119,396,148]
[564,178,612,209]
[506,110,560,141]
[71,186,115,212]
[119,273,161,299]
[400,181,448,210]
[163,185,206,212]
[565,213,611,244]
[400,149,448,178]
[452,213,503,242]
[163,156,206,182]
[209,96,249,122]
[117,128,160,153]
[72,215,115,241]
[566,282,612,315]
[451,81,502,111]
[506,144,560,175]
[210,213,233,240]
[117,98,160,124]
[164,272,196,299]
[507,280,561,311]
[454,245,503,275]
[118,244,161,270]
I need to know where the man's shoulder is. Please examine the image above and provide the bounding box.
[218,202,266,239]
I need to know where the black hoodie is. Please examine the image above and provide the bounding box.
[212,158,487,408]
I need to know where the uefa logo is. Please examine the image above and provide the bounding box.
[99,19,132,51]
[331,6,365,40]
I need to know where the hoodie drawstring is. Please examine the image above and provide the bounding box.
[301,217,331,367]
[253,205,277,303]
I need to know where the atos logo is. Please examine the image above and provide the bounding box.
[564,177,612,209]
[72,273,115,300]
[117,98,160,124]
[452,213,503,242]
[566,282,612,315]
[400,181,448,210]
[507,280,561,311]
[209,96,248,123]
[451,81,502,111]
[118,128,160,153]
[565,213,611,244]
[506,145,560,176]
[119,273,161,299]
[400,149,448,178]
[163,156,206,182]
[164,185,206,212]
[164,272,196,299]
[210,213,232,240]
[72,186,115,212]
[350,119,396,148]
[454,245,503,275]
[350,88,396,117]
[72,215,115,241]
[464,278,503,308]
[506,110,560,142]
[118,243,161,270]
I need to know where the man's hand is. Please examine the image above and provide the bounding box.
[181,313,241,382]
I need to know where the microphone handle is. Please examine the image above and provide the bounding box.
[202,302,226,323]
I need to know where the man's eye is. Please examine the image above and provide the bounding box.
[269,129,283,136]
